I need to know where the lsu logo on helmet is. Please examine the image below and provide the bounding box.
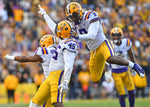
[39,34,56,48]
[55,20,77,39]
[65,2,83,23]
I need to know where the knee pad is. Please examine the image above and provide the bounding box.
[29,100,41,107]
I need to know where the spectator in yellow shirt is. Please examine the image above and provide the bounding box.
[4,70,18,103]
[133,73,147,98]
[78,65,93,99]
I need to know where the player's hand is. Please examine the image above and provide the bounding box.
[133,63,145,78]
[58,82,68,94]
[70,29,78,39]
[5,54,15,61]
[38,4,46,16]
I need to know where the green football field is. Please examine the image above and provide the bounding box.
[0,98,150,107]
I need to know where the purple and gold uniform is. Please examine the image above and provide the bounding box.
[42,8,114,83]
[111,38,135,95]
[31,46,56,107]
[75,10,114,82]
[35,46,55,78]
[32,39,79,106]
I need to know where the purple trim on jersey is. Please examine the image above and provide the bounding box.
[43,102,46,107]
[87,11,93,19]
[105,40,113,56]
[90,17,99,24]
[84,11,93,20]
[64,40,77,44]
[112,67,128,73]
[44,47,48,54]
[40,47,44,54]
[57,70,64,102]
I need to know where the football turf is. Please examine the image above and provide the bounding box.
[0,98,150,107]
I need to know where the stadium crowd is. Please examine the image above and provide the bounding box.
[0,0,150,100]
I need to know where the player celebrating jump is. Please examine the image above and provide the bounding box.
[38,2,144,83]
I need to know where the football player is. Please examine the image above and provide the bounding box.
[106,27,136,107]
[28,20,79,107]
[38,2,144,83]
[5,34,57,107]
[5,34,56,78]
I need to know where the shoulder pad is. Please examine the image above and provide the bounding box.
[35,47,48,55]
[63,39,79,52]
[126,38,132,47]
[84,10,99,22]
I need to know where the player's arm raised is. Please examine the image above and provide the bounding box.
[38,5,56,35]
[5,54,43,63]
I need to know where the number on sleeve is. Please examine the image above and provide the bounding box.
[68,43,75,49]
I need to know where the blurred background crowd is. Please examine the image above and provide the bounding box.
[0,0,150,102]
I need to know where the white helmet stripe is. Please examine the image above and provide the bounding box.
[67,3,71,15]
[115,27,118,33]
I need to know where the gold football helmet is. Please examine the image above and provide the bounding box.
[65,2,83,24]
[39,34,56,48]
[110,27,123,44]
[55,20,77,39]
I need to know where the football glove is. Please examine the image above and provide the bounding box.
[38,4,46,16]
[5,54,15,61]
[132,63,145,78]
[58,82,68,94]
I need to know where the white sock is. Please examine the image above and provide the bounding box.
[128,61,134,68]
[29,100,41,107]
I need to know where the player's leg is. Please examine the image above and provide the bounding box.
[89,40,114,83]
[123,71,135,107]
[112,72,126,107]
[107,52,144,77]
[107,56,129,66]
[43,98,54,107]
[89,49,105,83]
[50,70,66,107]
[29,100,41,107]
[53,102,64,107]
[30,78,50,106]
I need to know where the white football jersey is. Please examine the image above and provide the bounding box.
[49,39,79,72]
[111,38,132,69]
[35,46,56,78]
[75,10,106,50]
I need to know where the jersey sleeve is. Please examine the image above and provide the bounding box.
[63,39,79,53]
[85,11,100,24]
[34,47,42,56]
[34,47,48,56]
[126,38,132,49]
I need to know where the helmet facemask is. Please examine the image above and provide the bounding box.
[67,12,82,24]
[111,33,122,45]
